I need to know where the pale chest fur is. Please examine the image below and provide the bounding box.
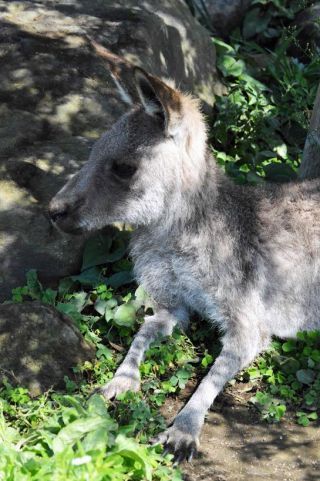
[131,230,225,327]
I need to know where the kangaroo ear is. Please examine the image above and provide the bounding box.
[89,37,182,135]
[89,38,136,105]
[134,68,182,135]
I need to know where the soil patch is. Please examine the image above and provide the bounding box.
[162,386,320,481]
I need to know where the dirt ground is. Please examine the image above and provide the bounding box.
[163,387,320,481]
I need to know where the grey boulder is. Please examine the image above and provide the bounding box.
[0,301,95,396]
[192,0,252,37]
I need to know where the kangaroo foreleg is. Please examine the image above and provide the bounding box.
[154,329,269,462]
[100,307,189,399]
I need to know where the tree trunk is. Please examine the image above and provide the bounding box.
[299,83,320,179]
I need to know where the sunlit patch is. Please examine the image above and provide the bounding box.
[71,455,92,466]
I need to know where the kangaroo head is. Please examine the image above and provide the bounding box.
[49,42,207,234]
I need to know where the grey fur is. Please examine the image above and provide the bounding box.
[49,66,320,462]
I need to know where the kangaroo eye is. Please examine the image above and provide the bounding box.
[111,162,137,179]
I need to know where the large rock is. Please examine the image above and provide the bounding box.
[192,0,252,37]
[0,0,221,300]
[0,302,95,396]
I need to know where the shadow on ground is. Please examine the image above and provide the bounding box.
[169,397,320,481]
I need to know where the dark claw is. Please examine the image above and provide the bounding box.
[162,447,170,457]
[187,447,196,463]
[150,426,198,464]
[173,445,197,464]
[173,451,185,466]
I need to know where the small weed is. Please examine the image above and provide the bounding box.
[248,333,320,423]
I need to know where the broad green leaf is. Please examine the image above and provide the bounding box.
[94,299,108,316]
[71,267,104,286]
[56,302,82,322]
[274,143,287,159]
[297,414,310,427]
[106,298,118,308]
[114,434,152,481]
[280,357,300,374]
[26,269,43,299]
[58,277,75,295]
[243,8,272,39]
[246,172,264,184]
[83,426,109,451]
[296,369,315,386]
[311,349,320,362]
[81,234,112,270]
[282,340,296,353]
[308,412,318,420]
[96,343,113,360]
[212,37,235,54]
[68,291,88,312]
[41,288,57,305]
[81,233,127,271]
[87,394,111,418]
[247,367,261,379]
[52,416,109,453]
[219,55,245,78]
[275,404,286,418]
[105,307,114,322]
[59,395,87,416]
[113,303,136,327]
[263,163,297,182]
[0,413,20,445]
[133,285,153,310]
[107,271,134,289]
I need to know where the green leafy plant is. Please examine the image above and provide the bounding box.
[248,332,320,423]
[0,393,182,481]
[211,0,320,184]
[11,269,58,304]
[241,0,303,42]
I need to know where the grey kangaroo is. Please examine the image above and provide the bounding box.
[49,42,320,463]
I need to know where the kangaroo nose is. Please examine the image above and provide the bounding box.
[48,196,85,223]
[48,200,69,223]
